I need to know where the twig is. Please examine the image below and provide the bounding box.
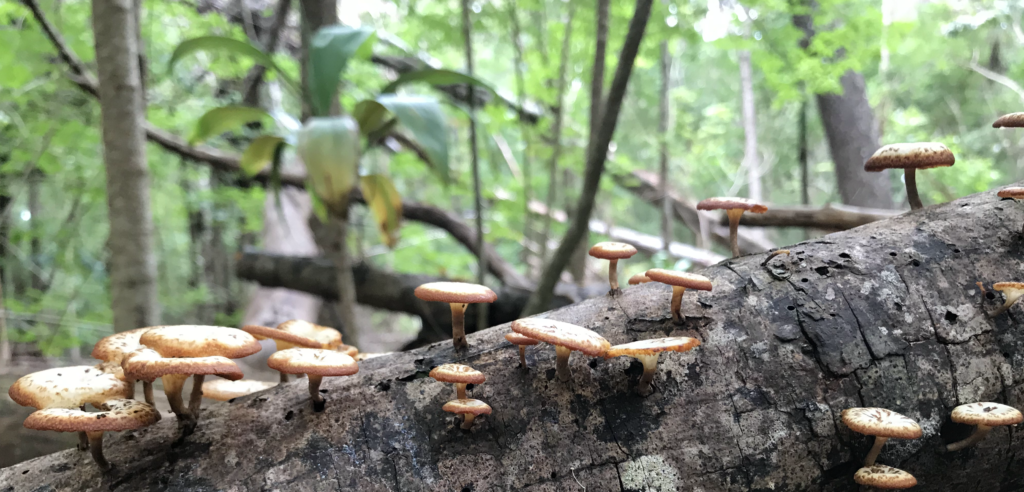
[571,467,585,490]
[967,51,1024,104]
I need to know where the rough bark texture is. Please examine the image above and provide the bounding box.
[8,187,1024,491]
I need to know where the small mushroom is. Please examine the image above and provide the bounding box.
[242,322,343,382]
[645,269,713,324]
[604,337,701,396]
[987,282,1024,317]
[945,402,1023,452]
[628,273,653,286]
[442,398,492,430]
[997,187,1024,233]
[429,363,486,399]
[504,333,539,368]
[853,465,918,490]
[201,379,277,402]
[695,197,767,257]
[267,348,358,412]
[993,113,1024,128]
[864,142,955,210]
[588,242,638,294]
[414,282,497,350]
[92,327,157,405]
[841,407,922,466]
[511,318,610,382]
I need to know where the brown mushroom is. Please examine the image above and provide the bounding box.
[505,332,539,368]
[993,113,1024,128]
[242,322,343,382]
[442,398,492,429]
[337,344,359,357]
[996,187,1024,233]
[604,337,701,396]
[414,282,497,349]
[92,327,156,404]
[588,242,638,294]
[988,282,1024,317]
[201,379,277,402]
[511,318,610,382]
[841,407,922,466]
[645,269,713,324]
[945,402,1023,452]
[864,142,954,210]
[429,363,486,399]
[267,348,359,412]
[628,273,653,286]
[853,465,917,490]
[695,197,767,257]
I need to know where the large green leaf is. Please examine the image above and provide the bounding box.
[190,106,269,145]
[308,26,377,116]
[168,36,298,92]
[352,100,390,137]
[296,115,362,211]
[375,94,450,183]
[360,174,403,248]
[380,68,496,96]
[240,135,286,176]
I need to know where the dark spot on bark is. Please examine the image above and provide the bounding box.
[466,384,475,392]
[284,411,294,421]
[822,461,859,482]
[545,368,556,381]
[588,359,599,369]
[461,486,473,492]
[228,398,236,403]
[319,389,328,394]
[375,381,391,392]
[954,248,961,253]
[550,471,557,479]
[685,362,702,386]
[607,307,616,312]
[787,305,795,311]
[940,417,974,444]
[624,360,644,380]
[21,470,28,474]
[987,291,996,300]
[814,266,830,276]
[944,310,958,323]
[889,252,898,257]
[912,259,921,267]
[396,371,430,382]
[839,252,851,259]
[698,301,713,309]
[894,302,903,311]
[801,278,809,283]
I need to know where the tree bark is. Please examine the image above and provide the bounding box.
[90,0,160,331]
[9,187,1024,491]
[27,169,44,291]
[461,0,487,331]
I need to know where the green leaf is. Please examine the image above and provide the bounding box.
[375,94,450,183]
[168,36,274,73]
[296,115,362,211]
[240,135,286,175]
[352,100,390,136]
[308,26,377,116]
[381,68,496,96]
[360,174,403,248]
[190,106,269,145]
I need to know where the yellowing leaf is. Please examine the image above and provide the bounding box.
[191,106,269,145]
[360,174,402,248]
[240,135,285,176]
[296,116,361,212]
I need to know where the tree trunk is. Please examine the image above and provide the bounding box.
[91,0,160,331]
[461,0,487,330]
[538,5,575,266]
[9,187,1024,491]
[658,41,671,252]
[508,0,532,270]
[27,169,44,291]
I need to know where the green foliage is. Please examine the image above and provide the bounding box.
[240,135,286,175]
[307,26,377,116]
[190,106,269,145]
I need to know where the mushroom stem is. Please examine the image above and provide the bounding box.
[279,372,289,383]
[77,406,89,451]
[456,383,468,400]
[864,436,889,466]
[188,374,205,420]
[988,292,1024,318]
[308,374,325,412]
[142,380,155,405]
[946,424,993,452]
[670,286,687,324]
[518,346,527,368]
[726,209,745,258]
[162,374,191,421]
[607,259,620,294]
[461,413,476,430]
[87,431,109,471]
[904,169,922,210]
[555,345,573,382]
[450,303,469,350]
[635,354,661,396]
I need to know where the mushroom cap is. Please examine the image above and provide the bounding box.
[429,363,486,384]
[628,273,653,285]
[951,402,1023,427]
[853,465,918,489]
[267,348,359,376]
[588,242,638,260]
[645,269,713,290]
[864,142,955,171]
[993,282,1024,295]
[510,318,610,357]
[276,320,343,349]
[993,113,1024,128]
[91,328,151,364]
[337,344,359,357]
[140,326,261,359]
[605,337,701,358]
[997,187,1024,199]
[442,398,492,416]
[696,197,768,213]
[413,282,497,304]
[23,399,160,433]
[241,324,322,349]
[121,348,245,381]
[9,365,134,410]
[841,407,922,439]
[201,379,277,402]
[505,332,540,346]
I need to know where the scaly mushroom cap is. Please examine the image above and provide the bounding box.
[505,332,540,346]
[241,324,323,349]
[429,363,486,385]
[510,318,610,357]
[993,282,1024,296]
[337,344,359,357]
[951,402,1023,427]
[121,348,245,382]
[864,142,955,171]
[91,328,151,363]
[997,187,1024,199]
[140,326,261,359]
[993,113,1024,128]
[841,407,922,439]
[8,366,133,409]
[645,269,713,290]
[267,348,359,377]
[853,465,918,489]
[201,379,277,402]
[414,282,497,304]
[605,337,701,359]
[442,398,492,416]
[628,273,653,285]
[696,197,768,213]
[23,399,160,432]
[276,320,343,349]
[588,242,638,260]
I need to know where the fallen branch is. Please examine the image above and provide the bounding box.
[719,203,899,230]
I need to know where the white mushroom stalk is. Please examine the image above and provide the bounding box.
[634,353,661,394]
[946,425,992,452]
[554,345,573,382]
[864,436,889,467]
[725,209,745,258]
[669,286,688,324]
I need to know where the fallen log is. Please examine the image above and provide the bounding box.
[4,187,1024,491]
[719,202,900,230]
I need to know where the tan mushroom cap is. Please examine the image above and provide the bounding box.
[442,398,492,416]
[140,326,261,359]
[645,269,713,290]
[337,344,359,357]
[628,273,653,285]
[267,348,359,377]
[588,242,638,260]
[951,402,1023,427]
[201,379,277,402]
[241,324,322,349]
[8,366,133,409]
[23,399,160,433]
[605,337,701,358]
[994,282,1024,294]
[511,318,610,357]
[505,332,539,346]
[414,282,498,304]
[853,465,918,489]
[121,348,244,382]
[277,320,343,349]
[864,142,955,171]
[841,407,922,439]
[696,197,768,213]
[998,187,1024,199]
[429,364,486,384]
[993,113,1024,128]
[91,328,151,363]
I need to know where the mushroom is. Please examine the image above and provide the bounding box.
[864,142,955,210]
[604,337,701,396]
[841,407,922,466]
[645,269,713,324]
[92,327,156,404]
[442,398,492,430]
[988,282,1024,317]
[945,402,1023,452]
[413,282,498,349]
[429,363,486,399]
[337,344,359,357]
[242,322,343,382]
[267,348,359,412]
[695,197,767,257]
[997,187,1024,233]
[628,273,653,286]
[588,242,639,294]
[853,465,918,490]
[201,379,277,402]
[993,113,1024,128]
[510,318,610,382]
[22,398,160,471]
[505,333,539,368]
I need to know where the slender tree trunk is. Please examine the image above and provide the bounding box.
[461,0,487,330]
[91,0,160,331]
[508,0,532,270]
[538,6,575,265]
[799,95,809,206]
[27,169,44,291]
[658,41,672,251]
[0,281,8,366]
[739,49,761,202]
